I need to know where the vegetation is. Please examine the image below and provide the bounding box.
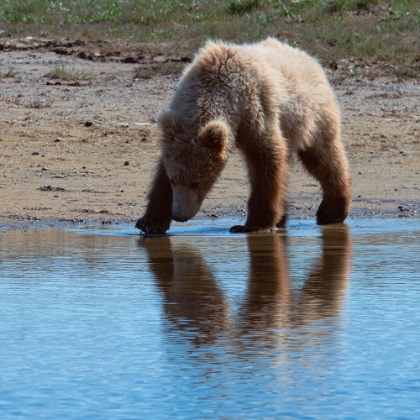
[0,66,19,78]
[45,66,94,81]
[0,0,419,77]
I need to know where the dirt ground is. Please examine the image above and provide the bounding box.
[0,44,419,231]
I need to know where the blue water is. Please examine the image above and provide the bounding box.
[0,218,419,419]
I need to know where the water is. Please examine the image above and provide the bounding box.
[0,218,419,419]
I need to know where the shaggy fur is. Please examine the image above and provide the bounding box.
[136,37,352,234]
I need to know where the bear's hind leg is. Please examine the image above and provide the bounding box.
[298,139,352,225]
[135,160,173,234]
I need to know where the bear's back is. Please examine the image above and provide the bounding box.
[245,38,330,92]
[168,38,338,151]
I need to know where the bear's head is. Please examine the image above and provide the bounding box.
[158,111,231,222]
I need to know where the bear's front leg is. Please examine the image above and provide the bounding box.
[230,133,289,233]
[136,160,173,234]
[229,192,285,233]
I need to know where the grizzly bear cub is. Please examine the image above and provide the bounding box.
[136,38,352,234]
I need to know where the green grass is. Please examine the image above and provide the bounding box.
[224,0,261,15]
[44,66,94,81]
[0,0,419,78]
[0,66,19,78]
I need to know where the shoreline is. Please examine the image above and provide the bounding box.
[1,211,418,234]
[1,51,419,233]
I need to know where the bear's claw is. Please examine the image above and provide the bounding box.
[276,213,288,228]
[135,218,163,235]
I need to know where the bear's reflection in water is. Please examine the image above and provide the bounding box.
[138,236,230,345]
[138,228,351,350]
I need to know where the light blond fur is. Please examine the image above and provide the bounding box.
[136,38,352,234]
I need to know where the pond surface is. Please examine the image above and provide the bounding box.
[0,218,419,419]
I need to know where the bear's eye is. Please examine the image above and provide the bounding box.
[190,182,199,189]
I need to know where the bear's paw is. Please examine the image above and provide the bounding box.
[316,197,349,225]
[135,217,166,235]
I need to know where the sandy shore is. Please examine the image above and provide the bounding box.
[1,49,419,231]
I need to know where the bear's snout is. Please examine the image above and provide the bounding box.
[171,186,202,223]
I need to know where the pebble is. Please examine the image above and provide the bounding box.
[41,167,49,171]
[55,137,63,142]
[124,161,129,166]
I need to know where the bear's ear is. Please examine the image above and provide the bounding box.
[158,111,181,143]
[198,121,230,159]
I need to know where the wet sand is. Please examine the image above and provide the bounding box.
[0,50,419,230]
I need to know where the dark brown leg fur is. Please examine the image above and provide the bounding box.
[298,140,352,225]
[230,129,289,233]
[276,201,288,228]
[135,160,173,234]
